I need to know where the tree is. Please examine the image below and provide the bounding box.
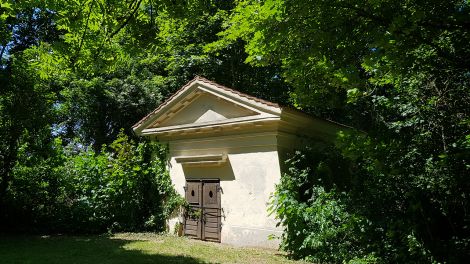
[210,0,470,262]
[1,0,468,261]
[0,4,59,203]
[42,0,290,149]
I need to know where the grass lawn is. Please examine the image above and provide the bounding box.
[0,233,306,263]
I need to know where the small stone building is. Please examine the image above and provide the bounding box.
[133,76,343,248]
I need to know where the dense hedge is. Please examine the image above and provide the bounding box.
[0,132,182,234]
[270,138,468,263]
[270,143,370,263]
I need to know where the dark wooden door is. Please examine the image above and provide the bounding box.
[183,181,202,239]
[201,181,221,242]
[184,180,221,242]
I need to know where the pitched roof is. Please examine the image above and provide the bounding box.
[132,76,281,130]
[132,76,352,136]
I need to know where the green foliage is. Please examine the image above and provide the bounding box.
[56,61,168,149]
[3,132,183,233]
[216,0,469,262]
[270,144,375,263]
[145,1,290,105]
[1,1,468,262]
[335,130,469,263]
[272,137,467,263]
[0,49,57,203]
[212,0,470,120]
[0,1,14,54]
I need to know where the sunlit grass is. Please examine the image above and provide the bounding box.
[0,233,306,264]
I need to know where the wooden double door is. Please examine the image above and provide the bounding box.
[184,180,221,242]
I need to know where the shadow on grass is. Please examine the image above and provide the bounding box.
[0,235,205,264]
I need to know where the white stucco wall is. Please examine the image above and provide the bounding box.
[167,132,283,248]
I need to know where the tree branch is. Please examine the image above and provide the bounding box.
[70,1,95,67]
[88,0,143,72]
[108,0,143,40]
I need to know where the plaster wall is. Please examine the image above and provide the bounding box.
[167,132,283,248]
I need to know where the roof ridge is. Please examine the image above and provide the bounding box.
[132,76,199,129]
[193,76,280,108]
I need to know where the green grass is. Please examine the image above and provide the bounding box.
[0,233,306,263]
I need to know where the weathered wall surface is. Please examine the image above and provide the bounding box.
[167,132,283,248]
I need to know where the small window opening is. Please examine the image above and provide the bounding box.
[191,190,195,196]
[209,190,213,198]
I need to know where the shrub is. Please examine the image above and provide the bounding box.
[270,138,462,263]
[2,132,183,234]
[270,143,374,263]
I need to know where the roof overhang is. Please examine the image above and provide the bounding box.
[132,76,351,142]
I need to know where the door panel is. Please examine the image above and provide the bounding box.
[184,181,202,240]
[201,182,221,242]
[203,183,218,207]
[186,182,201,204]
[184,180,221,242]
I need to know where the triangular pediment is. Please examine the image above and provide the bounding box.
[133,77,349,140]
[133,77,283,136]
[151,92,260,128]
